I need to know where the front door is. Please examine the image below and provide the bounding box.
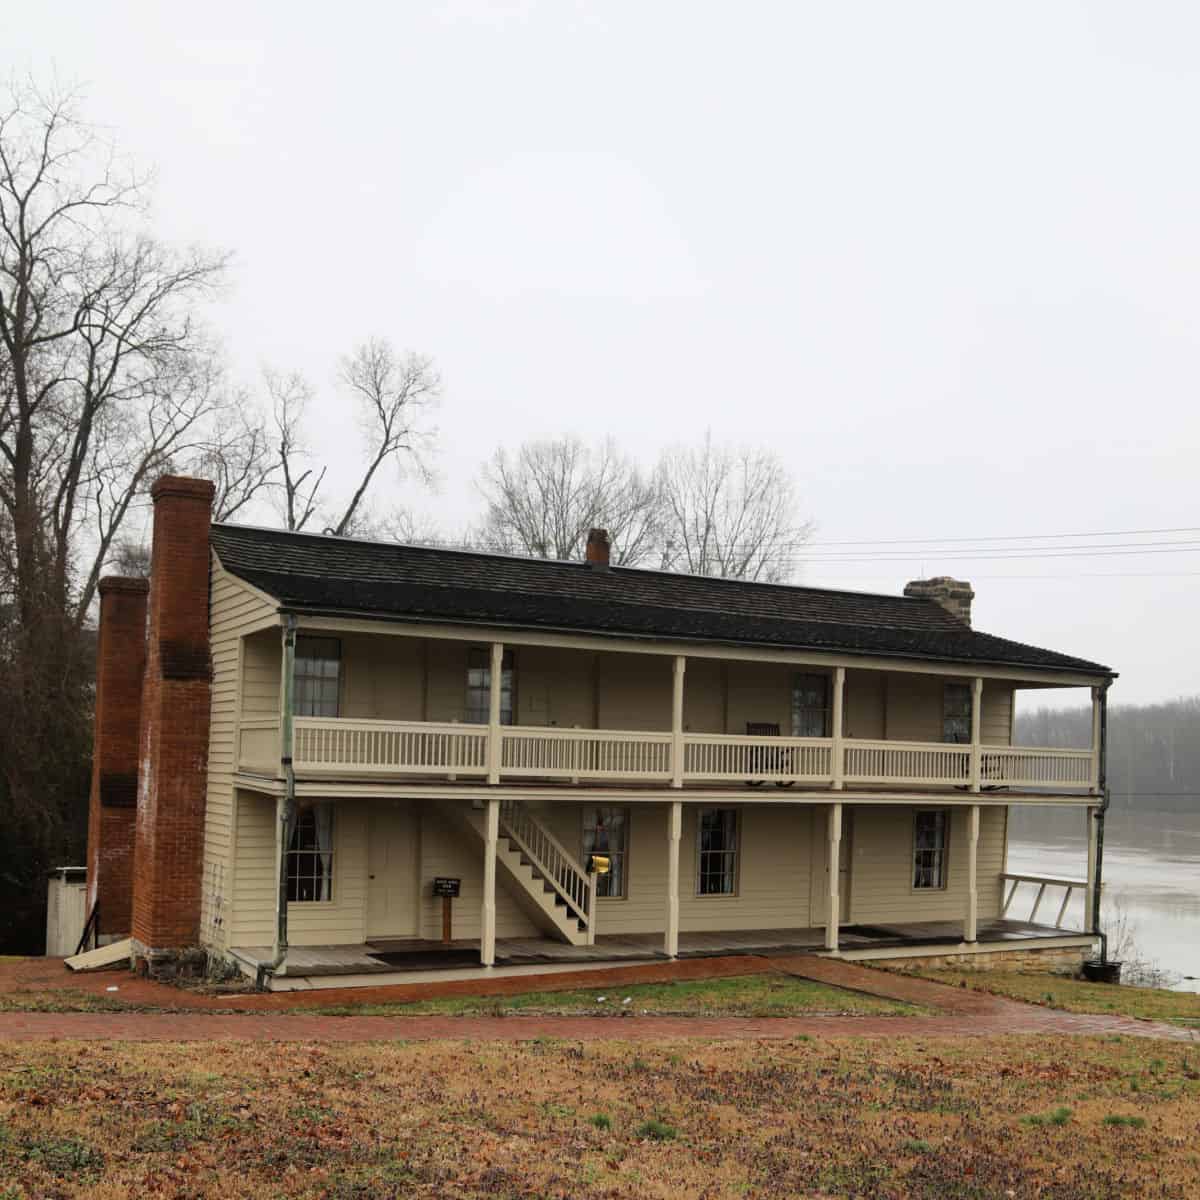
[810,808,854,925]
[366,801,419,939]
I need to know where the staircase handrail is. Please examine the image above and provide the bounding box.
[499,798,592,926]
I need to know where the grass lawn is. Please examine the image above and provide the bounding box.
[307,973,927,1017]
[910,969,1200,1024]
[2,1035,1198,1198]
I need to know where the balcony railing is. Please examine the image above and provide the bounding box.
[262,717,1099,793]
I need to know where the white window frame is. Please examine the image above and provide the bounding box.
[287,803,336,903]
[581,806,630,900]
[294,636,341,719]
[912,809,950,891]
[465,647,515,725]
[696,808,740,897]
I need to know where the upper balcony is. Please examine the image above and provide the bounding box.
[233,627,1101,798]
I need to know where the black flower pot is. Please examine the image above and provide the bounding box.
[1082,959,1122,984]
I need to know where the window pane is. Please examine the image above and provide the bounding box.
[465,648,515,724]
[698,809,737,895]
[295,637,341,718]
[287,805,334,902]
[791,673,830,737]
[913,810,947,889]
[583,807,628,898]
[943,683,971,744]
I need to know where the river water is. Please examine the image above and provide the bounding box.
[1008,807,1200,992]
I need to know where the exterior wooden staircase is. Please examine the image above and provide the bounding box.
[449,798,595,946]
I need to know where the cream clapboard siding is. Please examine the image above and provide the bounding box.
[415,809,539,941]
[536,802,815,934]
[201,558,277,952]
[848,805,1007,924]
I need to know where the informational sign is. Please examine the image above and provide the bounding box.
[432,877,461,898]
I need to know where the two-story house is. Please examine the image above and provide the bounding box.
[85,477,1113,989]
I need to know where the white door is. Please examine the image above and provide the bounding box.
[366,802,418,939]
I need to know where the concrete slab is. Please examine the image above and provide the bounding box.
[65,938,131,972]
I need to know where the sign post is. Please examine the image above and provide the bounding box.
[432,877,461,944]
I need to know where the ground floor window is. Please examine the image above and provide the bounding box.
[913,809,949,889]
[581,806,629,898]
[288,804,334,902]
[697,808,738,895]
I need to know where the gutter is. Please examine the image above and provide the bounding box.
[1092,680,1111,962]
[258,614,298,989]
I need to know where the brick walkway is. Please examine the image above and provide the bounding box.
[0,953,1194,1043]
[0,1007,1193,1043]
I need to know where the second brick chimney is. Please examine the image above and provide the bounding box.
[585,527,611,568]
[903,576,975,626]
[131,475,215,971]
[85,576,150,940]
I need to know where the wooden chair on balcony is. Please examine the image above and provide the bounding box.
[744,722,796,788]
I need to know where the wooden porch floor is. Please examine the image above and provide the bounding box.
[232,919,1085,979]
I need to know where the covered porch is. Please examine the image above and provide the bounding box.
[230,917,1097,990]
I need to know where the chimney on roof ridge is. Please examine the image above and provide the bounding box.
[904,576,974,626]
[585,527,611,569]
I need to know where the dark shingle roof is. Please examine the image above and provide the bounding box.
[209,524,1113,677]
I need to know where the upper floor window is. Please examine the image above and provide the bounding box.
[295,637,341,718]
[913,809,948,889]
[791,673,831,738]
[288,804,334,902]
[465,647,515,724]
[582,806,629,898]
[697,808,739,895]
[943,683,971,744]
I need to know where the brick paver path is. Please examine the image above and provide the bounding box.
[0,1007,1193,1043]
[0,952,1195,1043]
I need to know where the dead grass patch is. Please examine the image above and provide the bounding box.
[0,1034,1197,1197]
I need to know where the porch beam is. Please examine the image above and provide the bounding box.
[831,667,846,790]
[481,796,499,966]
[825,802,842,952]
[965,803,980,942]
[969,676,983,793]
[665,800,682,958]
[487,641,504,784]
[671,656,686,789]
[289,614,1111,689]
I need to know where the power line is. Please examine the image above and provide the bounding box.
[798,545,1200,564]
[805,525,1200,548]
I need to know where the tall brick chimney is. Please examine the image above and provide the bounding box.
[585,527,611,568]
[131,475,215,971]
[85,576,150,941]
[903,576,974,626]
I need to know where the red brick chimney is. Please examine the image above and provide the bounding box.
[85,576,149,941]
[585,527,611,568]
[904,576,975,626]
[131,475,215,971]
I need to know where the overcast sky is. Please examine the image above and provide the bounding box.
[6,2,1197,706]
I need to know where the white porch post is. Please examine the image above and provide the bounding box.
[1085,804,1099,932]
[965,804,980,942]
[969,676,983,792]
[831,667,846,790]
[487,641,504,784]
[671,656,686,788]
[825,802,842,951]
[665,800,682,958]
[480,796,499,966]
[1090,687,1103,795]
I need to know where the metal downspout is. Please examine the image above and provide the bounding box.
[1092,681,1111,963]
[258,615,298,989]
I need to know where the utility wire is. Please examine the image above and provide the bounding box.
[805,525,1200,547]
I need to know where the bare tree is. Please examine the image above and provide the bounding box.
[266,340,439,535]
[476,435,662,564]
[657,432,812,582]
[0,80,231,949]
